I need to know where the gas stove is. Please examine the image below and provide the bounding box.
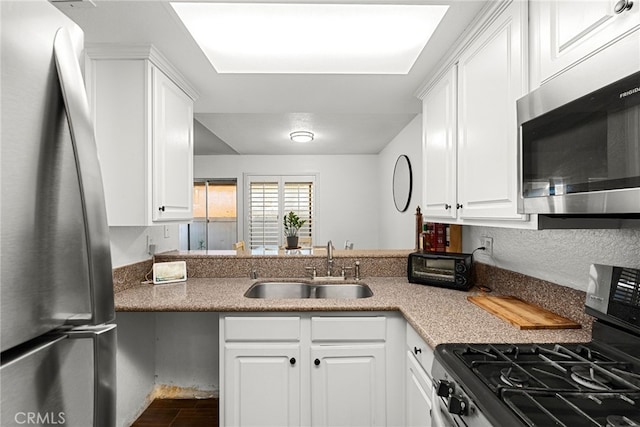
[432,264,640,427]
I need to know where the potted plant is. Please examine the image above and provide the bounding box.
[283,211,306,249]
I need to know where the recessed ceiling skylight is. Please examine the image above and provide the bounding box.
[170,2,449,74]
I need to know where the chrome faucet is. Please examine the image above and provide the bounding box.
[326,240,334,277]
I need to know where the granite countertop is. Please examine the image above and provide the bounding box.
[161,249,414,258]
[114,276,593,348]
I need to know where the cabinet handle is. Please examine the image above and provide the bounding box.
[289,357,296,366]
[456,203,463,209]
[314,358,320,366]
[159,206,166,212]
[614,0,633,13]
[444,204,451,210]
[414,347,422,355]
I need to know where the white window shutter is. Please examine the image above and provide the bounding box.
[248,181,279,249]
[246,175,315,249]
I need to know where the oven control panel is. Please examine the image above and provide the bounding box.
[432,360,493,427]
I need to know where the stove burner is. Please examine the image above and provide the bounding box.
[606,415,640,427]
[570,366,611,391]
[500,367,529,387]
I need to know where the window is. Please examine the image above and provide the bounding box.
[180,179,238,250]
[246,175,315,250]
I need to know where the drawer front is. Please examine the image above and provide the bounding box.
[224,316,301,342]
[406,324,434,375]
[311,316,386,342]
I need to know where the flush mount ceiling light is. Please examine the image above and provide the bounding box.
[170,2,449,74]
[290,131,314,143]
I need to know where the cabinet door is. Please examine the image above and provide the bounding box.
[152,68,194,222]
[422,66,458,220]
[310,344,386,427]
[534,0,640,84]
[406,351,433,427]
[224,344,301,427]
[457,1,527,220]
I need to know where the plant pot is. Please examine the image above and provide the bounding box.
[286,236,299,249]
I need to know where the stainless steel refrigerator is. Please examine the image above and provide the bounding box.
[1,1,116,426]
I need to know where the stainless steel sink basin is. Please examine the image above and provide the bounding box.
[244,282,311,299]
[313,284,373,299]
[244,281,373,299]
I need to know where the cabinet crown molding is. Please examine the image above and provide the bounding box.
[415,0,514,100]
[85,43,199,101]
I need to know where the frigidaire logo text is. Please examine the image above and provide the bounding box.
[14,412,66,425]
[620,86,640,98]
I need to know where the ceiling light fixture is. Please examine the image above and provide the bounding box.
[290,131,314,143]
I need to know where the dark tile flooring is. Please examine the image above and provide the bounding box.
[131,398,219,427]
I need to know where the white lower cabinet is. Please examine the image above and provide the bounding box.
[220,313,403,427]
[311,344,386,427]
[224,345,301,427]
[405,325,435,427]
[406,352,433,427]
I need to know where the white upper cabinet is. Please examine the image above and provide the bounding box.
[422,66,457,220]
[531,0,640,86]
[457,0,527,221]
[420,0,531,227]
[86,45,197,226]
[152,68,194,222]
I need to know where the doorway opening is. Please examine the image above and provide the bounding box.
[180,179,238,250]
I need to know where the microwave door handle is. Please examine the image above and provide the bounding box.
[54,28,114,325]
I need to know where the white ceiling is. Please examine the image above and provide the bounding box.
[59,0,488,155]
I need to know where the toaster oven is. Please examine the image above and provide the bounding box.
[407,251,473,291]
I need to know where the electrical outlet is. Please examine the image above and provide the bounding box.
[147,235,156,255]
[480,236,493,256]
[164,225,170,238]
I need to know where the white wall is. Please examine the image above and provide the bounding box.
[377,115,422,249]
[194,154,380,249]
[109,225,180,268]
[464,225,640,291]
[115,312,156,427]
[155,313,219,391]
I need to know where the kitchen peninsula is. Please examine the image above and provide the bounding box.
[113,250,595,426]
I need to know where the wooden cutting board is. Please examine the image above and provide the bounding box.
[467,295,581,330]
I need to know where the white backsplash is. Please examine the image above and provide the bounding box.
[464,225,640,291]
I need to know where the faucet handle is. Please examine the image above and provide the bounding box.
[341,266,353,278]
[305,266,317,278]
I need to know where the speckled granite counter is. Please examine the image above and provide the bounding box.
[114,275,594,348]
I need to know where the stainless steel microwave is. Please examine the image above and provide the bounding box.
[517,70,640,215]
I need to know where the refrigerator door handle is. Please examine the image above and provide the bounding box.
[53,27,115,326]
[67,324,117,427]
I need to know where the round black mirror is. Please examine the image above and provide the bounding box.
[392,155,412,212]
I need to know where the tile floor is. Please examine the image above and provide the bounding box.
[131,398,218,426]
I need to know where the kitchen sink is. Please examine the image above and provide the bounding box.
[244,282,311,299]
[313,284,373,299]
[244,281,373,299]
